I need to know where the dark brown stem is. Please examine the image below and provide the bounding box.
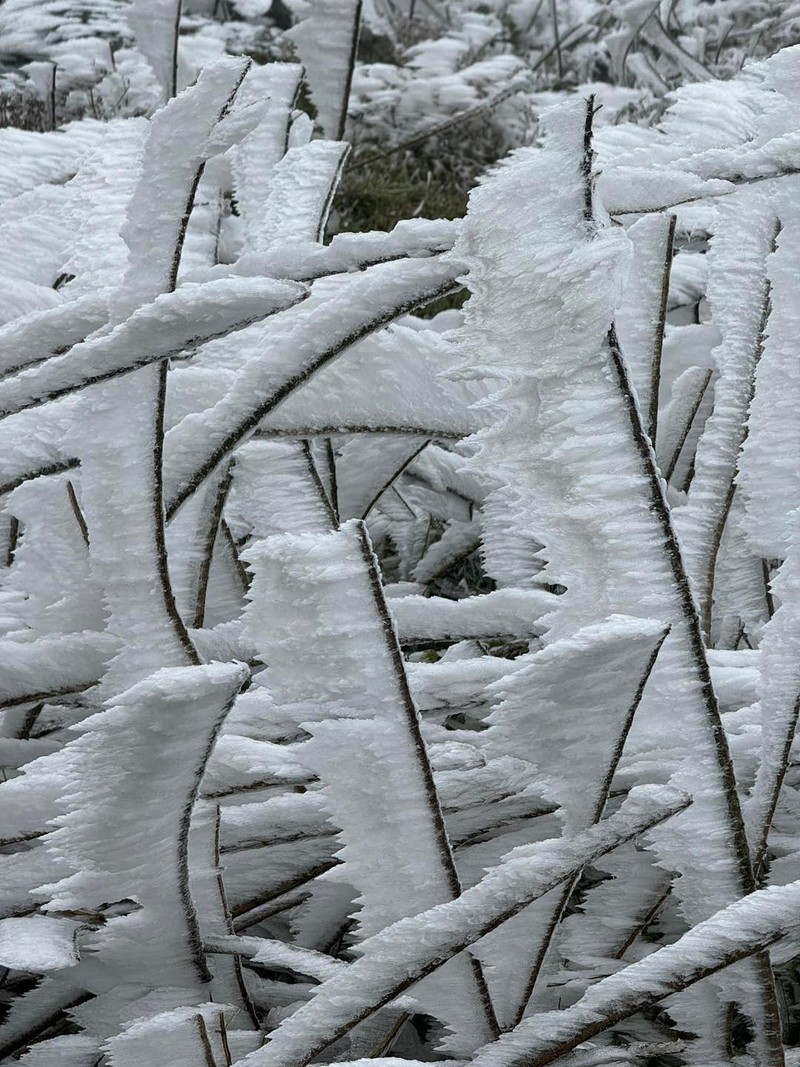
[0,457,80,499]
[662,369,712,482]
[301,441,338,528]
[154,361,200,665]
[169,0,183,100]
[318,146,350,243]
[550,0,563,78]
[232,860,340,927]
[166,272,460,520]
[66,479,89,548]
[323,438,339,523]
[362,441,430,519]
[581,94,596,225]
[762,558,776,620]
[220,519,251,595]
[195,1014,218,1067]
[647,213,676,445]
[256,423,463,440]
[4,514,18,566]
[355,519,500,1039]
[612,885,672,960]
[512,628,669,1023]
[193,465,233,630]
[335,0,362,143]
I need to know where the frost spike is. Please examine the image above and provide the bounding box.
[232,63,303,253]
[0,277,306,418]
[737,208,800,559]
[188,802,258,1028]
[126,0,182,104]
[476,617,669,1026]
[656,365,713,482]
[286,0,362,141]
[76,58,254,694]
[335,436,429,521]
[615,213,675,444]
[466,877,800,1067]
[0,980,90,1061]
[452,95,783,1059]
[674,205,778,637]
[203,933,347,983]
[0,294,108,379]
[744,524,800,874]
[163,256,461,519]
[0,632,118,710]
[243,516,500,1051]
[231,786,688,1067]
[389,588,558,645]
[255,141,350,251]
[41,662,249,991]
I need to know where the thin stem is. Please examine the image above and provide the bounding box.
[550,0,563,79]
[166,271,460,520]
[256,423,463,440]
[700,219,778,640]
[193,465,233,630]
[335,0,362,143]
[512,628,669,1023]
[66,479,89,548]
[647,213,676,445]
[195,1014,218,1067]
[4,514,18,566]
[361,441,430,519]
[355,519,500,1039]
[169,0,183,100]
[154,361,200,665]
[323,438,340,522]
[301,440,339,528]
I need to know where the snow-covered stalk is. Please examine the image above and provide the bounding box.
[75,59,254,695]
[163,256,461,519]
[615,212,676,444]
[126,0,183,104]
[468,875,800,1067]
[674,198,778,637]
[233,785,689,1067]
[745,522,800,874]
[239,444,499,1051]
[452,94,782,1056]
[285,0,362,141]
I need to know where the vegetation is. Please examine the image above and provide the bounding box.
[0,4,799,1067]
